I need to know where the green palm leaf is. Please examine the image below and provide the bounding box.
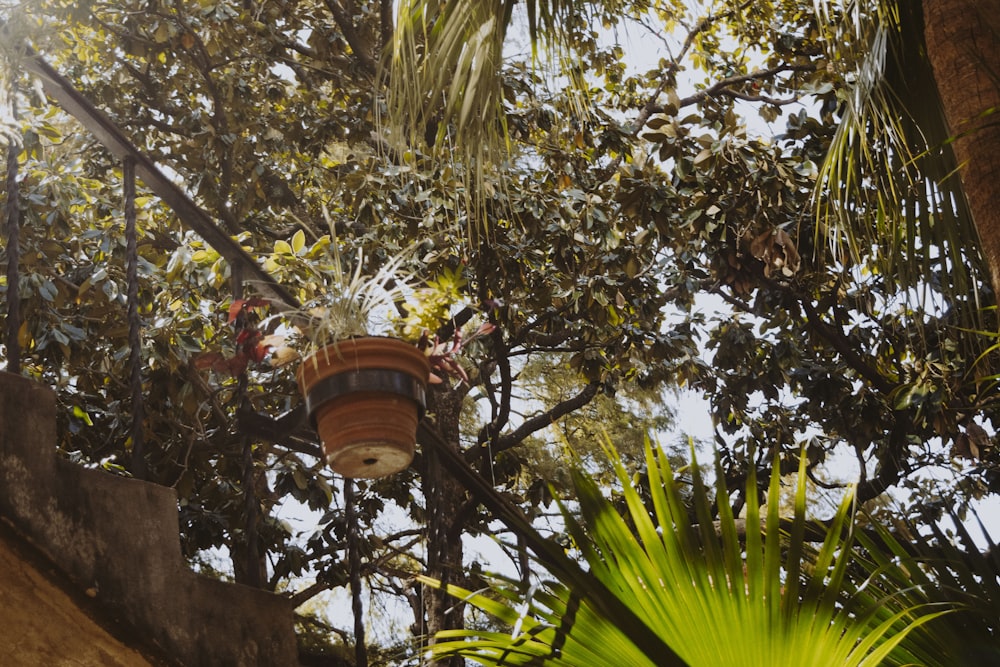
[851,504,1000,662]
[812,0,986,311]
[385,0,585,148]
[423,439,949,666]
[382,0,594,241]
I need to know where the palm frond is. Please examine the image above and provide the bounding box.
[852,505,1000,662]
[382,0,594,241]
[423,438,948,665]
[387,0,506,149]
[812,0,986,312]
[385,0,587,146]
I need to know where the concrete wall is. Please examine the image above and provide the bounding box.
[0,372,300,666]
[0,519,159,665]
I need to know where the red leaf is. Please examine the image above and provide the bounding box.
[227,297,270,323]
[236,329,261,346]
[248,342,272,363]
[228,300,248,323]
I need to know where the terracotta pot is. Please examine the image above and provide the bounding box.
[297,337,430,478]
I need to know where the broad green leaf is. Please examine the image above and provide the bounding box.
[291,229,306,255]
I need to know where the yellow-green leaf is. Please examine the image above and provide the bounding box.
[72,405,94,426]
[17,321,32,348]
[306,235,331,258]
[291,229,306,255]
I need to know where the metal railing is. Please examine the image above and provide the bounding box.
[0,36,677,663]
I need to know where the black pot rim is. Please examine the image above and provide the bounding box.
[303,368,427,424]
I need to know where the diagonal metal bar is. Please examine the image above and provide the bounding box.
[8,35,300,313]
[416,422,687,666]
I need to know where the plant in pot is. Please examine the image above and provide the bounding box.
[198,231,494,479]
[292,239,494,478]
[293,242,432,479]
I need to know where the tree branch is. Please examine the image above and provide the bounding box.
[477,323,513,448]
[289,578,333,607]
[719,90,801,106]
[488,381,601,454]
[672,64,817,110]
[856,411,913,504]
[800,298,895,394]
[324,0,378,76]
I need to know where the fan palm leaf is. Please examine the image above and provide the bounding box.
[422,439,949,666]
[851,504,1000,661]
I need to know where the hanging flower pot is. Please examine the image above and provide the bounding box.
[297,336,430,478]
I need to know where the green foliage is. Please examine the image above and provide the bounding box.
[400,265,468,340]
[424,441,949,665]
[3,0,1000,657]
[813,0,985,306]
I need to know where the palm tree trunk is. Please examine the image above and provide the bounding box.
[923,0,1000,296]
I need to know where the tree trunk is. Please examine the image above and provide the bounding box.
[923,0,1000,296]
[420,383,471,667]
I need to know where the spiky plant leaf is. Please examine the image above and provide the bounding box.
[423,439,949,665]
[851,504,1000,662]
[812,0,987,322]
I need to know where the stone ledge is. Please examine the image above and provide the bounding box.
[0,371,299,666]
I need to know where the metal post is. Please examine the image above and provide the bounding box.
[346,479,368,667]
[124,156,146,479]
[3,80,21,374]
